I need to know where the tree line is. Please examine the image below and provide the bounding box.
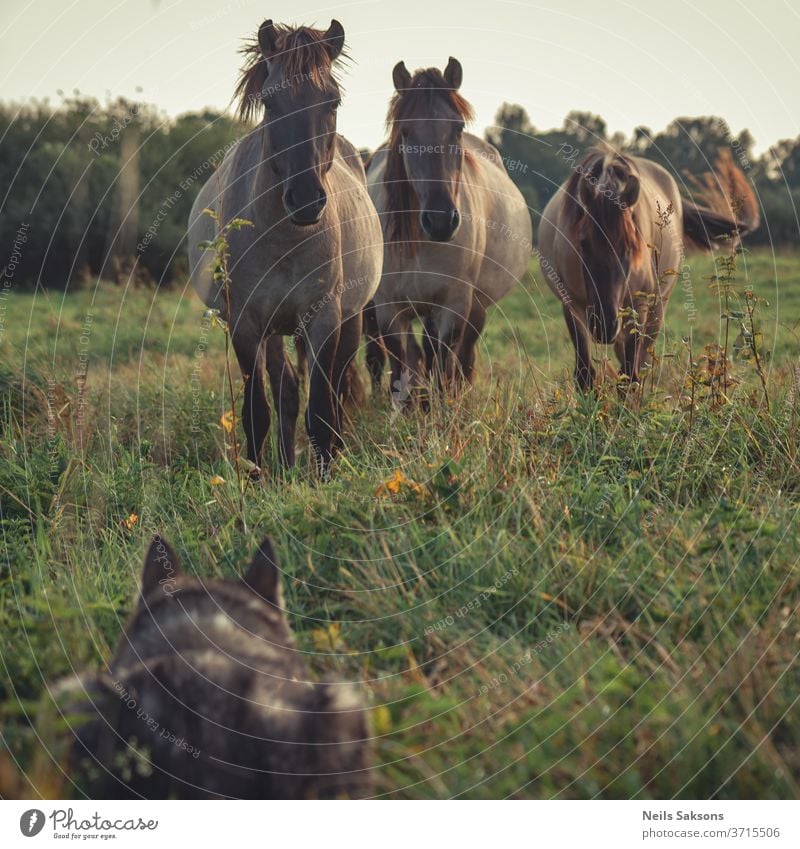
[487,105,800,246]
[1,96,797,290]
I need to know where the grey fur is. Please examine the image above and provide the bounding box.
[56,537,370,799]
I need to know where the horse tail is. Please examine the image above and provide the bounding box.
[682,148,760,249]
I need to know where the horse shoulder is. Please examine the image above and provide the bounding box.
[365,147,388,210]
[634,158,682,209]
[463,134,504,171]
[457,145,532,301]
[537,190,579,289]
[467,144,531,240]
[336,134,368,184]
[540,187,570,238]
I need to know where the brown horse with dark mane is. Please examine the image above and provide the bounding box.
[538,146,759,389]
[365,59,531,396]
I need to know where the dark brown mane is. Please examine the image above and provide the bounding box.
[233,25,346,123]
[384,68,475,255]
[564,147,645,267]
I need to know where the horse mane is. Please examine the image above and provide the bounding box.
[564,147,645,268]
[233,24,346,123]
[384,68,475,256]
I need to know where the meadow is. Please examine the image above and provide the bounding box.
[1,247,799,798]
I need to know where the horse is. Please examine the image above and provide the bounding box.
[188,20,383,476]
[364,59,531,398]
[537,146,759,390]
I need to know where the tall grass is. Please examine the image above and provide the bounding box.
[0,248,798,798]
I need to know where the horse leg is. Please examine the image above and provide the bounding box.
[615,305,651,386]
[641,302,664,375]
[304,304,341,477]
[422,316,436,376]
[624,301,663,390]
[330,311,363,453]
[565,306,595,391]
[457,299,487,384]
[430,307,467,392]
[406,324,425,383]
[232,329,270,471]
[378,307,410,406]
[363,300,385,395]
[265,335,299,468]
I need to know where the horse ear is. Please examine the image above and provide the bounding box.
[443,57,463,90]
[578,172,595,207]
[393,61,412,91]
[244,537,283,607]
[578,154,604,207]
[258,19,279,59]
[141,535,180,597]
[323,19,345,61]
[621,172,641,208]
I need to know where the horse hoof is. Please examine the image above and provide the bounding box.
[313,453,333,481]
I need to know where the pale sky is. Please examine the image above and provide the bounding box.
[1,0,798,154]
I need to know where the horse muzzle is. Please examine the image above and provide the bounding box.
[420,207,461,242]
[283,186,327,226]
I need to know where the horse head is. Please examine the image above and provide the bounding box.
[237,20,346,226]
[386,59,474,244]
[573,150,644,343]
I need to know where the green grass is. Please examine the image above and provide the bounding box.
[1,248,799,798]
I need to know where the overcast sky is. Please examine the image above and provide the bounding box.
[2,0,798,153]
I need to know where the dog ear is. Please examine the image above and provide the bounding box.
[443,57,463,90]
[258,19,279,59]
[392,61,412,91]
[244,537,283,606]
[323,19,345,61]
[141,535,180,597]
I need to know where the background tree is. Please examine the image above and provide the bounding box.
[0,96,797,291]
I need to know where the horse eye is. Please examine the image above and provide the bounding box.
[457,123,465,135]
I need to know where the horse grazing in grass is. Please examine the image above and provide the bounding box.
[538,147,759,390]
[365,59,531,397]
[188,20,382,475]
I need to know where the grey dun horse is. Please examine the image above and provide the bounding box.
[188,20,382,475]
[365,59,531,397]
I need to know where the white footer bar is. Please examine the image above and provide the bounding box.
[1,799,797,848]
